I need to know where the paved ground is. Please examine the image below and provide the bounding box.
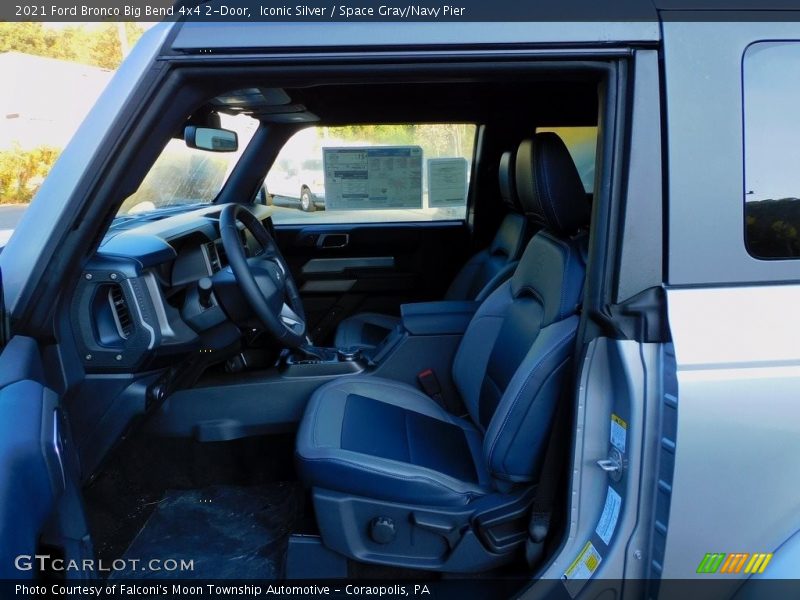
[0,204,28,229]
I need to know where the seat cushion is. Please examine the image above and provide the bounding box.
[296,376,492,506]
[334,313,400,349]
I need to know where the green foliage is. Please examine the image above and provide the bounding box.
[0,22,144,70]
[325,124,415,145]
[0,145,61,204]
[321,124,475,158]
[0,23,146,205]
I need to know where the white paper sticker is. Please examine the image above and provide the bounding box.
[610,413,627,453]
[563,541,602,598]
[427,157,468,207]
[595,486,622,546]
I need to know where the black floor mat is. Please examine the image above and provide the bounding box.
[111,483,301,579]
[84,433,299,565]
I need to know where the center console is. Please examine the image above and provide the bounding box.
[148,300,480,442]
[366,300,480,364]
[279,345,369,378]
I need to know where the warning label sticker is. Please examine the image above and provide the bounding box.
[563,541,602,598]
[610,413,627,453]
[595,486,622,546]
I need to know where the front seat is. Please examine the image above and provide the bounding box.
[296,133,590,572]
[333,149,530,349]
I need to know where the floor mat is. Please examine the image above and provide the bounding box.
[84,433,298,565]
[111,483,301,579]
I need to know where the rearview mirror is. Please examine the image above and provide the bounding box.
[184,126,238,152]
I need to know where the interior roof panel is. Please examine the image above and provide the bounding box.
[211,80,600,127]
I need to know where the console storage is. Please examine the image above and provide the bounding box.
[400,300,480,336]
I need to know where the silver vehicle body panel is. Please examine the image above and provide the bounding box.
[528,341,662,594]
[171,21,660,51]
[666,285,800,584]
[663,20,800,285]
[662,18,800,582]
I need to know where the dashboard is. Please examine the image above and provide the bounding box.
[70,204,273,373]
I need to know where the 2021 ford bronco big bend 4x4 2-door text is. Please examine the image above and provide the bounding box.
[2,1,800,598]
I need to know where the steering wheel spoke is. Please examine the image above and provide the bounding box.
[219,204,308,348]
[280,303,305,332]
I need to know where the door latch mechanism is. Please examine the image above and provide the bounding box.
[597,447,626,482]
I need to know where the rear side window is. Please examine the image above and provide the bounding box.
[264,124,475,225]
[744,42,800,259]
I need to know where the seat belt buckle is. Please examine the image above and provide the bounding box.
[417,368,444,402]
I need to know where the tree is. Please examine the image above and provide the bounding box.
[0,145,61,204]
[0,23,147,204]
[86,23,145,69]
[319,124,474,159]
[0,22,145,70]
[0,22,69,58]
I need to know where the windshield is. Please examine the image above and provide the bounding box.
[116,113,258,216]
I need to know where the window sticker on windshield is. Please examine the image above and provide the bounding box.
[610,413,627,453]
[563,541,602,598]
[595,486,622,546]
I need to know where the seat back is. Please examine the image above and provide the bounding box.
[444,150,530,302]
[452,132,590,485]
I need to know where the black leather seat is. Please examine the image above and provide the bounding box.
[296,133,590,571]
[333,150,530,349]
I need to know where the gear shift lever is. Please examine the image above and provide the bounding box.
[297,345,337,362]
[198,277,214,308]
[336,347,362,361]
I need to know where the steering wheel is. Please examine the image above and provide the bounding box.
[219,203,308,349]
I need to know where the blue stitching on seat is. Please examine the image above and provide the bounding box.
[539,231,575,321]
[299,455,483,502]
[494,357,569,478]
[539,138,565,233]
[485,330,576,473]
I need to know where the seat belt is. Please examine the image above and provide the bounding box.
[525,389,571,568]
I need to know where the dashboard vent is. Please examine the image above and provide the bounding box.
[108,285,133,339]
[204,242,222,273]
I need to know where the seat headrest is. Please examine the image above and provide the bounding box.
[498,150,519,211]
[515,133,590,236]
